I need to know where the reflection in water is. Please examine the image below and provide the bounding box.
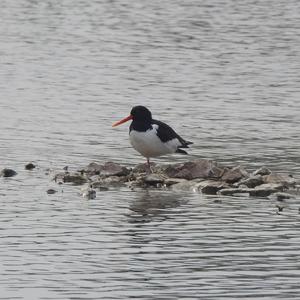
[128,189,188,222]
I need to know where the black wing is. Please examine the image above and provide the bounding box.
[152,119,193,148]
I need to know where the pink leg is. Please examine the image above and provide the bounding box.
[146,158,153,173]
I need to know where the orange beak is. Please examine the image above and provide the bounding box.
[112,115,133,127]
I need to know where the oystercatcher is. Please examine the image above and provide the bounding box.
[112,106,192,169]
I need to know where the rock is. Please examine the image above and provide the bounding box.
[0,168,17,177]
[263,173,296,187]
[237,175,264,188]
[164,178,189,186]
[25,162,36,170]
[221,166,248,183]
[133,162,156,174]
[142,174,165,186]
[218,188,252,196]
[47,189,57,195]
[253,167,272,176]
[171,181,199,191]
[98,175,127,186]
[85,162,103,175]
[250,183,284,197]
[162,159,224,180]
[196,180,228,195]
[100,162,130,177]
[54,172,87,185]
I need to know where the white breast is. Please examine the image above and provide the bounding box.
[129,125,181,158]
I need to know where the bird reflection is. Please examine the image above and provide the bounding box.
[127,190,188,223]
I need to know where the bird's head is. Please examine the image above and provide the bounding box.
[112,105,152,127]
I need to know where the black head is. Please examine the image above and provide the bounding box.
[130,106,152,123]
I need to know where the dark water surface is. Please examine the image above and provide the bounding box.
[0,0,299,299]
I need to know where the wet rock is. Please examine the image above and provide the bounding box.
[163,159,224,180]
[25,162,36,170]
[253,167,272,176]
[85,162,103,175]
[0,168,17,177]
[133,162,156,174]
[142,174,165,186]
[47,189,57,195]
[196,180,228,195]
[236,175,264,188]
[249,183,284,197]
[54,172,87,185]
[98,175,127,186]
[221,166,248,183]
[263,173,296,187]
[164,178,189,186]
[171,180,199,191]
[100,162,130,177]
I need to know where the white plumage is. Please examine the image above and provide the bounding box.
[129,124,181,158]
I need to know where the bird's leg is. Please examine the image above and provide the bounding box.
[146,158,153,173]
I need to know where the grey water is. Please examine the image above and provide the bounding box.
[0,0,299,299]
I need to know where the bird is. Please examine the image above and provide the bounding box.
[112,105,192,170]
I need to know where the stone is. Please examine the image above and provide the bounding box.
[164,178,189,186]
[171,181,199,191]
[249,183,284,197]
[0,168,17,177]
[237,175,264,188]
[221,166,248,183]
[85,162,103,175]
[142,174,165,186]
[133,162,156,174]
[263,173,296,187]
[100,162,130,177]
[25,162,36,170]
[162,159,224,180]
[54,172,87,185]
[196,180,228,195]
[253,167,272,176]
[47,189,57,194]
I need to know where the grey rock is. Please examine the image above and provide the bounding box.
[0,168,17,177]
[54,172,87,185]
[196,180,228,195]
[250,183,284,197]
[263,173,296,187]
[47,189,57,194]
[99,175,127,186]
[253,167,272,176]
[237,175,264,188]
[171,181,199,191]
[142,174,165,186]
[25,162,36,170]
[85,162,103,175]
[133,162,156,174]
[101,162,130,177]
[163,159,224,180]
[222,166,248,183]
[164,178,189,186]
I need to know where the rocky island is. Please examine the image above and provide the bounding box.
[52,159,299,200]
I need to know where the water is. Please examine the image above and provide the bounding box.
[0,0,299,299]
